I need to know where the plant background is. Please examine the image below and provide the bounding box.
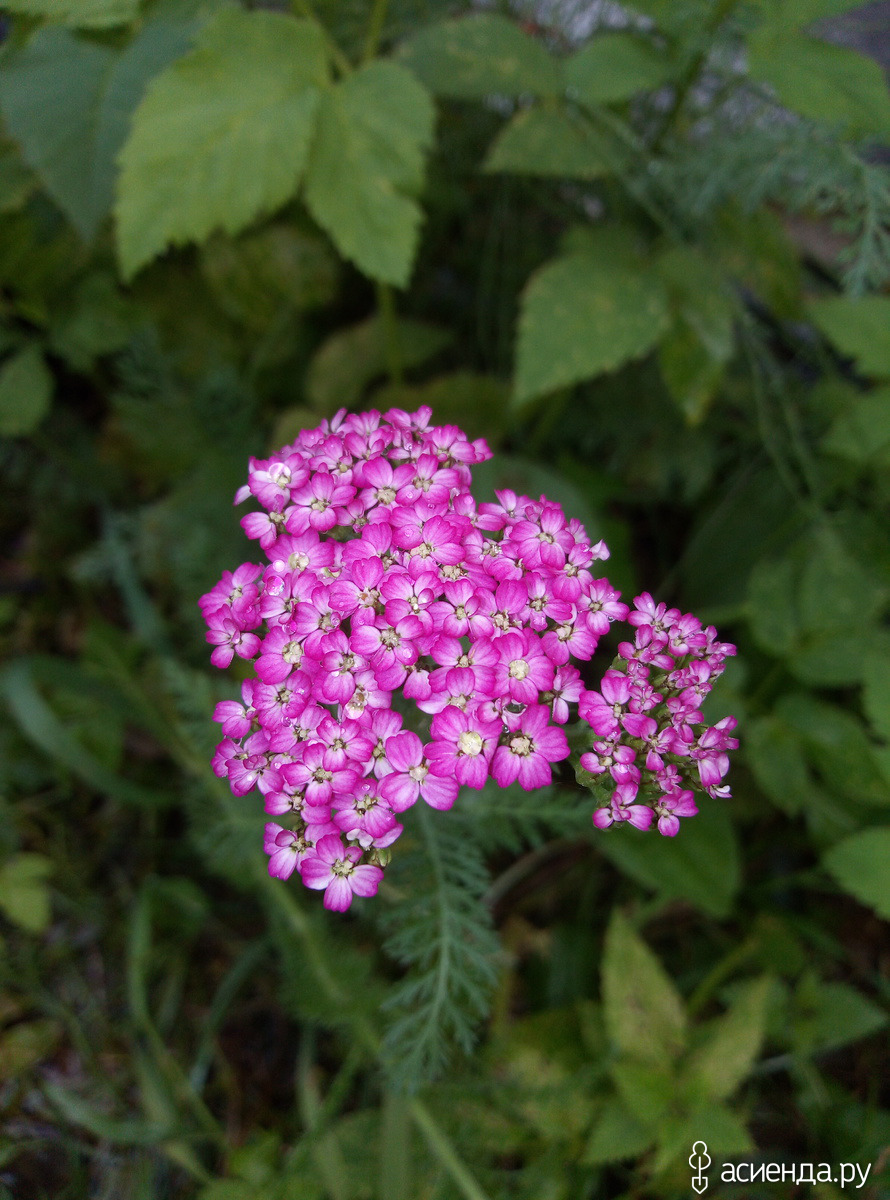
[1,0,890,1196]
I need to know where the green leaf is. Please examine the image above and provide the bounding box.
[748,28,890,136]
[0,1019,60,1075]
[303,61,434,287]
[682,978,771,1103]
[601,910,686,1068]
[582,1099,653,1165]
[305,315,450,415]
[514,251,669,404]
[610,1060,673,1127]
[745,715,816,815]
[0,22,196,243]
[377,804,500,1088]
[658,319,727,424]
[0,854,52,933]
[823,388,890,465]
[116,11,328,278]
[752,0,875,33]
[565,32,676,106]
[809,297,890,378]
[0,141,37,214]
[0,345,52,436]
[597,801,741,918]
[792,975,888,1054]
[0,0,138,29]
[484,106,613,179]
[653,1103,752,1172]
[0,658,164,806]
[777,693,890,808]
[397,13,562,100]
[823,827,890,918]
[49,270,141,369]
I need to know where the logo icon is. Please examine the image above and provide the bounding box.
[689,1141,710,1194]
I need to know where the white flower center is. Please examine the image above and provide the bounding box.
[457,730,484,756]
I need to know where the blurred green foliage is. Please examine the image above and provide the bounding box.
[1,0,889,1196]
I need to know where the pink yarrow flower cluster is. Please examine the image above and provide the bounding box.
[200,407,737,910]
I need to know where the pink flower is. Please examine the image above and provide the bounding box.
[300,834,384,911]
[491,705,569,791]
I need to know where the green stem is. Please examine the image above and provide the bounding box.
[290,0,353,76]
[362,0,390,63]
[408,1098,491,1200]
[378,282,404,387]
[255,859,491,1200]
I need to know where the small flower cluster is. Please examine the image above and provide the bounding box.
[579,594,737,836]
[200,407,736,910]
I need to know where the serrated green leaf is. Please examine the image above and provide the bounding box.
[397,13,562,100]
[653,1103,752,1172]
[582,1099,653,1165]
[809,297,890,378]
[602,910,686,1067]
[484,105,613,179]
[823,827,890,918]
[682,978,771,1103]
[610,1060,674,1127]
[597,801,741,918]
[0,854,52,933]
[0,345,53,437]
[116,11,328,278]
[0,22,196,242]
[0,0,138,29]
[514,251,669,404]
[792,976,888,1054]
[823,388,890,465]
[304,61,434,287]
[306,314,450,414]
[748,27,890,135]
[565,32,676,106]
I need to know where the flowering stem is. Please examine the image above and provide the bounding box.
[256,861,492,1200]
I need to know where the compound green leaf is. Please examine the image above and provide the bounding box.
[397,13,561,100]
[792,976,888,1054]
[809,296,890,378]
[0,344,53,436]
[602,910,686,1068]
[0,22,196,242]
[0,0,138,28]
[484,106,613,178]
[582,1099,653,1165]
[823,827,890,918]
[514,251,669,404]
[748,27,890,136]
[565,32,676,106]
[116,11,328,278]
[304,61,434,287]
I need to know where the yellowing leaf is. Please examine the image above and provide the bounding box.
[514,251,669,404]
[397,13,561,100]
